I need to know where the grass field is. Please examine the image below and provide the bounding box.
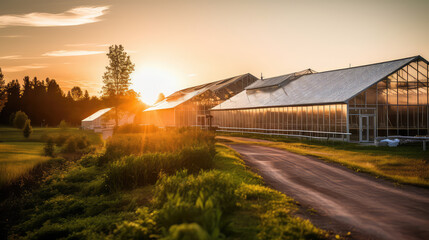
[0,126,102,187]
[218,132,429,187]
[2,129,330,239]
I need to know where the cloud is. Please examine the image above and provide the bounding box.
[42,50,105,57]
[64,43,110,47]
[2,64,47,72]
[0,55,22,59]
[0,6,109,28]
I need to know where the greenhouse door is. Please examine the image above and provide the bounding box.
[359,115,375,142]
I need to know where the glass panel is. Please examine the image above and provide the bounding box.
[377,79,388,104]
[398,68,408,105]
[362,116,369,142]
[366,84,377,106]
[355,92,365,106]
[388,73,397,105]
[388,105,397,129]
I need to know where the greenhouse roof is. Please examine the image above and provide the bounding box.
[144,73,253,112]
[212,56,422,110]
[82,108,112,122]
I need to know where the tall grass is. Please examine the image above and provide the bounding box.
[103,128,215,162]
[105,146,215,191]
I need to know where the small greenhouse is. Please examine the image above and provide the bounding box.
[141,73,258,127]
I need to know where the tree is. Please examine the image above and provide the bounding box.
[84,90,90,100]
[71,86,83,101]
[155,93,165,104]
[0,68,7,113]
[102,44,135,126]
[13,111,28,129]
[23,119,33,138]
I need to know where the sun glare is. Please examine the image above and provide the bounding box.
[131,66,180,105]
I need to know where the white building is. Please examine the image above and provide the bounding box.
[81,108,135,132]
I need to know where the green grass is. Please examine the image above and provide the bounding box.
[0,126,102,188]
[0,142,49,187]
[218,132,429,187]
[2,130,329,239]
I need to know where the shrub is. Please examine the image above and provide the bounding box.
[161,223,211,240]
[61,135,91,154]
[22,119,33,138]
[59,120,69,129]
[13,110,28,129]
[153,170,238,211]
[44,137,55,157]
[55,133,71,147]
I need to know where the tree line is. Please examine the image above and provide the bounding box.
[0,74,106,126]
[0,44,147,127]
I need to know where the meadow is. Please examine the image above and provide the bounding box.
[0,126,102,188]
[218,132,429,187]
[0,128,329,239]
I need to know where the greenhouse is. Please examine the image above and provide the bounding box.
[141,73,258,127]
[211,56,429,142]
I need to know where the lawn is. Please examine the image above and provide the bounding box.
[0,126,102,187]
[218,132,429,187]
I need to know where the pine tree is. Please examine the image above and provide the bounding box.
[23,119,33,138]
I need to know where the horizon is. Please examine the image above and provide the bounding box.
[1,0,428,104]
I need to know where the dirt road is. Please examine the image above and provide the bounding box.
[226,140,429,240]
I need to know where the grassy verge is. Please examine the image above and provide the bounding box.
[214,143,328,239]
[218,132,429,187]
[0,126,102,188]
[2,129,329,239]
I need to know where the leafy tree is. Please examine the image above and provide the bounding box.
[13,111,28,129]
[23,119,33,138]
[155,93,165,104]
[71,86,83,101]
[0,68,6,112]
[102,44,135,126]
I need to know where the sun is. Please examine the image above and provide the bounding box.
[131,66,180,105]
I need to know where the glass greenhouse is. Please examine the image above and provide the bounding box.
[211,56,429,142]
[141,73,258,127]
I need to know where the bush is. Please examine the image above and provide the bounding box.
[13,110,28,129]
[61,135,91,154]
[161,223,211,240]
[59,120,69,129]
[23,119,33,138]
[153,170,238,211]
[44,137,55,157]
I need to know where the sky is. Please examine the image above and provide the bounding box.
[0,0,428,104]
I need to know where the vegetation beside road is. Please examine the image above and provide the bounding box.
[1,128,328,239]
[218,132,429,187]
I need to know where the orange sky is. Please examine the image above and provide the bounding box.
[1,0,428,104]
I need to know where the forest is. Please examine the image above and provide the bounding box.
[0,71,145,127]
